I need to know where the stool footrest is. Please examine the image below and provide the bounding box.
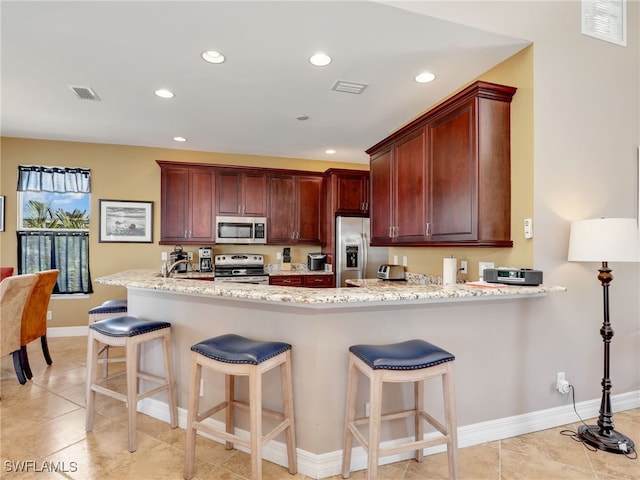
[380,435,452,458]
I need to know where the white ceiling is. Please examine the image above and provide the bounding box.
[1,1,530,164]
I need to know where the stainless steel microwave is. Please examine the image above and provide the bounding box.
[215,216,267,244]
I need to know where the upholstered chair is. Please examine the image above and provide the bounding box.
[0,274,37,384]
[20,269,59,379]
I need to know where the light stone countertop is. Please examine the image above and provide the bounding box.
[96,269,566,309]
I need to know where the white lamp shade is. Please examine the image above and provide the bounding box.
[568,218,640,262]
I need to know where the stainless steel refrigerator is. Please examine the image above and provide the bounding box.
[335,216,389,287]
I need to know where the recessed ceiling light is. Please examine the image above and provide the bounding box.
[296,115,309,121]
[415,72,436,83]
[325,149,336,155]
[173,136,187,142]
[155,89,175,98]
[201,50,226,64]
[309,53,332,67]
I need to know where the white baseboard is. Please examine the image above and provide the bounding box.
[138,390,639,479]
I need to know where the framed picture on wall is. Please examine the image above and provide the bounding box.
[99,199,153,243]
[0,195,5,232]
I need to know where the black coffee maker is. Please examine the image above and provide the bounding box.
[169,245,189,273]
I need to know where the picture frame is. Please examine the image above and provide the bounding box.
[0,195,4,232]
[99,199,153,243]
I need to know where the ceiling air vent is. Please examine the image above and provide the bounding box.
[582,0,626,46]
[331,80,368,95]
[69,85,101,101]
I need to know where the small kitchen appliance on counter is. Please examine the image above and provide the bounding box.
[213,254,269,285]
[198,247,213,272]
[169,245,189,273]
[484,268,543,286]
[377,264,405,281]
[307,253,327,271]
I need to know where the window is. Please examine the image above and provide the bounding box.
[17,165,93,294]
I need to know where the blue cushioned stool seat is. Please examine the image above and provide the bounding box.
[191,333,291,365]
[88,299,128,315]
[89,316,171,337]
[185,333,297,480]
[349,339,454,370]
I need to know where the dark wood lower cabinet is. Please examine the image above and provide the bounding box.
[269,274,334,288]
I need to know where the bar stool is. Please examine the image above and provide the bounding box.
[88,299,128,378]
[184,334,297,480]
[342,339,458,480]
[85,316,178,452]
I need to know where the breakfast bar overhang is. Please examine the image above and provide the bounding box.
[96,270,565,477]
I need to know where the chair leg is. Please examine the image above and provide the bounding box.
[225,374,235,449]
[12,350,27,385]
[162,332,178,428]
[342,356,359,478]
[41,335,53,365]
[443,363,459,480]
[125,339,139,452]
[85,333,100,432]
[184,353,202,480]
[20,345,33,380]
[414,380,424,462]
[280,350,297,474]
[367,371,383,480]
[249,368,263,480]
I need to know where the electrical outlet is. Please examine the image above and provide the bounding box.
[46,310,52,320]
[161,251,168,261]
[478,261,495,281]
[393,255,398,265]
[402,256,407,267]
[524,218,533,239]
[460,260,468,274]
[187,252,193,261]
[556,372,570,393]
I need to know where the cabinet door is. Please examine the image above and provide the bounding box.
[369,149,393,244]
[216,170,242,216]
[269,275,304,287]
[189,168,216,242]
[268,175,296,243]
[304,275,334,288]
[296,175,322,243]
[428,102,477,241]
[216,170,267,217]
[160,167,189,242]
[336,172,369,215]
[243,172,267,216]
[394,128,427,243]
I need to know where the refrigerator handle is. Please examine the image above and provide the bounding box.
[361,233,368,279]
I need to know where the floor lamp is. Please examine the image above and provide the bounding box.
[568,217,640,455]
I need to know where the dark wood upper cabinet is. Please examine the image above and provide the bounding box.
[268,174,322,244]
[215,169,267,217]
[367,81,516,247]
[158,161,216,244]
[325,169,369,216]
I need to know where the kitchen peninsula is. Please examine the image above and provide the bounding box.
[96,270,565,477]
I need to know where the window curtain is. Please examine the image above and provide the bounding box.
[17,165,91,193]
[17,231,93,294]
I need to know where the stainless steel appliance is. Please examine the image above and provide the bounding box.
[484,268,543,286]
[213,254,269,285]
[198,247,213,272]
[377,264,405,280]
[307,253,327,271]
[335,216,388,287]
[215,216,267,244]
[169,245,189,273]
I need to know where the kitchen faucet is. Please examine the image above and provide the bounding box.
[162,259,190,278]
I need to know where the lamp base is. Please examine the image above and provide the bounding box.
[578,424,636,454]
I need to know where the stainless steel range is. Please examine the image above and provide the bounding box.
[213,254,269,285]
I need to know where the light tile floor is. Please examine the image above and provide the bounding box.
[1,336,638,479]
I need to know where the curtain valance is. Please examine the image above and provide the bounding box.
[17,165,91,193]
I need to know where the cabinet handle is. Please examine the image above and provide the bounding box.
[426,223,431,236]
